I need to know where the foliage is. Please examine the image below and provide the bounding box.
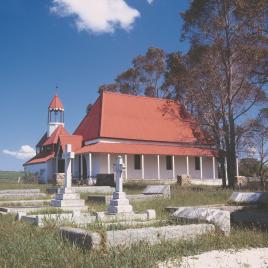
[21,172,39,184]
[99,47,173,98]
[239,158,261,177]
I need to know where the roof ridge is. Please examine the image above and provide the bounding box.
[102,90,179,104]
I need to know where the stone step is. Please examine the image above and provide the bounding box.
[51,199,86,208]
[109,198,130,207]
[55,193,80,200]
[108,204,133,214]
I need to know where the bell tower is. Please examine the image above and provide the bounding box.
[47,95,64,137]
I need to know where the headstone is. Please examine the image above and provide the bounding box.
[172,207,231,236]
[143,185,170,198]
[177,174,191,186]
[96,174,115,187]
[51,144,86,211]
[229,192,268,204]
[108,156,133,214]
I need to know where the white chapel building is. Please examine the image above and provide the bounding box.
[24,91,219,183]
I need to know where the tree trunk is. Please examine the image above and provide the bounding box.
[227,115,237,188]
[219,155,226,187]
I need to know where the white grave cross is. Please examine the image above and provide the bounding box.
[114,155,125,193]
[63,144,75,189]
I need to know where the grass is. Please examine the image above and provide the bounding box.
[0,214,268,268]
[27,208,72,215]
[0,178,266,267]
[84,184,232,219]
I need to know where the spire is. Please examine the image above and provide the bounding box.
[48,95,64,111]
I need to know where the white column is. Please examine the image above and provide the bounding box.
[212,157,216,180]
[200,157,203,180]
[89,153,92,178]
[172,155,175,179]
[63,144,75,188]
[157,155,160,180]
[225,157,228,182]
[186,156,189,176]
[125,154,128,180]
[107,153,111,173]
[236,158,239,177]
[141,154,145,180]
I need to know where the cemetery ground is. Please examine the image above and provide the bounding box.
[0,172,268,267]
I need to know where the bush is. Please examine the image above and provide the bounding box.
[21,172,39,184]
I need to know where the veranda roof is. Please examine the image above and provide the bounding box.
[75,142,218,157]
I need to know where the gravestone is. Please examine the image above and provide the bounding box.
[172,207,230,236]
[51,144,86,211]
[108,156,133,214]
[96,174,115,187]
[229,192,268,204]
[143,185,170,198]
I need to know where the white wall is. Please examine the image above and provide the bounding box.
[47,159,55,183]
[24,163,47,183]
[78,153,219,180]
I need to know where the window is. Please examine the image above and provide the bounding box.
[166,156,172,170]
[195,157,200,170]
[134,155,141,170]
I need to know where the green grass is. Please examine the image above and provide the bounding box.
[0,171,24,184]
[84,184,232,219]
[0,214,268,268]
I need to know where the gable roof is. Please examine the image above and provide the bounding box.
[58,135,83,152]
[74,91,209,144]
[43,125,69,146]
[49,95,64,111]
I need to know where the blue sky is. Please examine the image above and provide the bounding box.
[0,0,190,171]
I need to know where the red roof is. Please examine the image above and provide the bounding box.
[43,125,69,146]
[74,91,209,144]
[75,142,217,157]
[24,152,54,166]
[58,135,83,152]
[36,133,47,148]
[49,95,64,111]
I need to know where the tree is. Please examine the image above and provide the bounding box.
[99,47,170,98]
[242,109,268,188]
[178,0,268,187]
[239,158,260,177]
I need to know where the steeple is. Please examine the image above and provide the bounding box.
[47,95,64,137]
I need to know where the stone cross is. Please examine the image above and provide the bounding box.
[114,155,126,193]
[63,144,75,189]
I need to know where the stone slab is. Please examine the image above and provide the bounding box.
[229,192,268,204]
[87,194,163,205]
[0,189,40,194]
[59,224,214,249]
[172,207,230,236]
[48,186,115,194]
[143,185,170,197]
[86,186,115,194]
[21,212,96,227]
[0,193,47,200]
[190,179,223,186]
[0,206,51,214]
[95,210,155,222]
[106,224,214,247]
[0,199,51,206]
